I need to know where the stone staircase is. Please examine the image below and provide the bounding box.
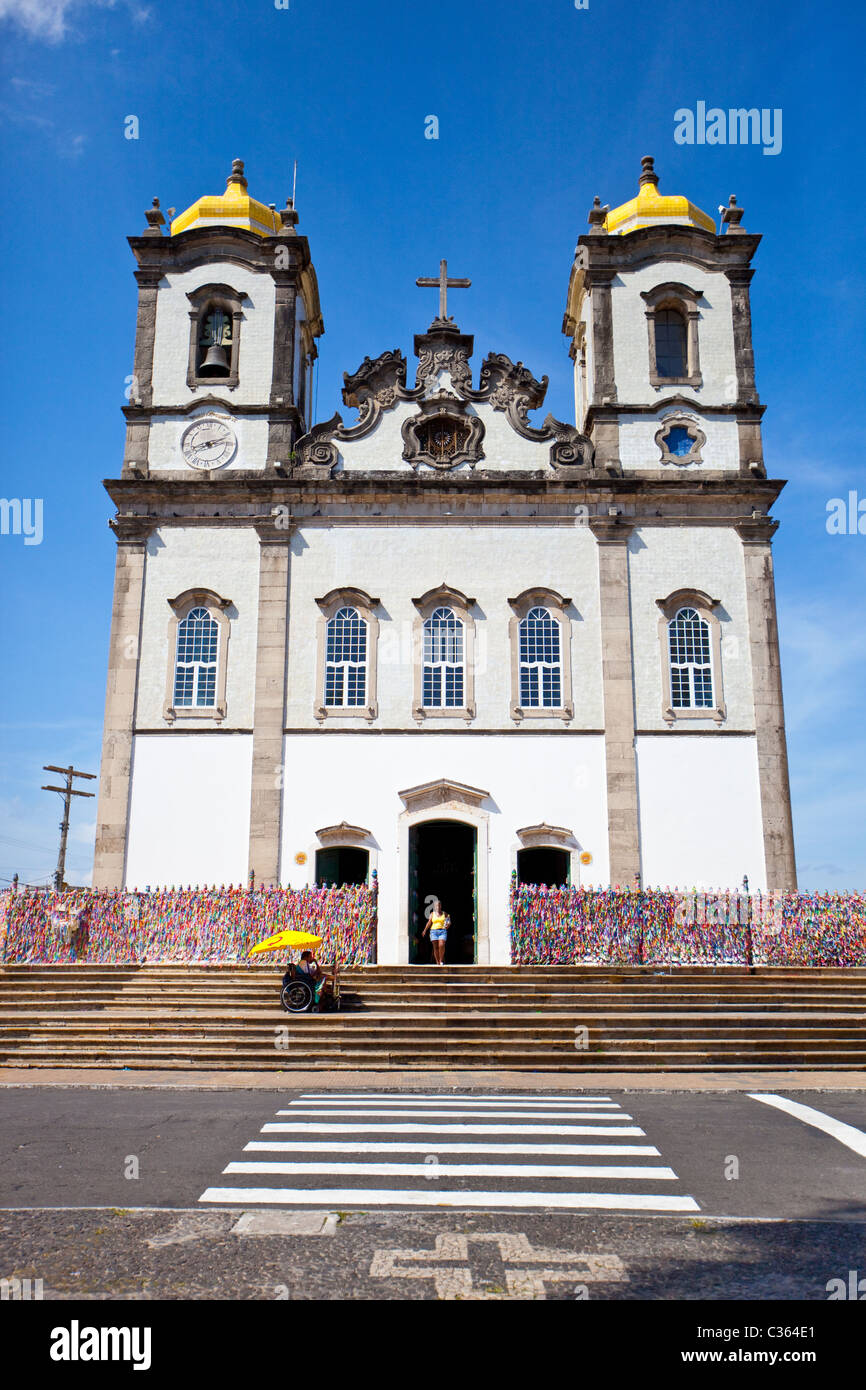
[1,964,865,1071]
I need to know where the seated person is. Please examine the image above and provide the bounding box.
[283,950,330,1010]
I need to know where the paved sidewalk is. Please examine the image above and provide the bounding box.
[1,1067,864,1090]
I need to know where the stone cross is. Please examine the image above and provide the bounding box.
[416,259,471,322]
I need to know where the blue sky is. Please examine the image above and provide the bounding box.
[0,0,864,889]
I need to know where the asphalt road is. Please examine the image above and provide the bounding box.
[0,1087,863,1301]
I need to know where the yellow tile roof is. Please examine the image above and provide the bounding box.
[605,157,715,235]
[171,159,279,238]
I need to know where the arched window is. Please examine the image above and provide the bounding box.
[641,283,703,388]
[325,606,367,707]
[508,588,573,721]
[174,607,220,708]
[668,607,714,709]
[423,606,464,708]
[314,588,380,722]
[654,309,687,379]
[518,606,562,708]
[185,283,246,390]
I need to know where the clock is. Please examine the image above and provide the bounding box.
[181,415,237,471]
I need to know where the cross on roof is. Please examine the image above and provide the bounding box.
[415,258,471,323]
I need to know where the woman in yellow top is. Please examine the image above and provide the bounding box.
[422,898,450,965]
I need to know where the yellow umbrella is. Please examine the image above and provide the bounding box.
[248,929,323,956]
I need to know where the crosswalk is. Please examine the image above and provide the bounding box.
[198,1092,700,1213]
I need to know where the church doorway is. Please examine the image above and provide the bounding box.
[517,846,570,887]
[408,820,476,964]
[315,846,369,887]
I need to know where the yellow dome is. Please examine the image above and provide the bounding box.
[171,159,280,237]
[604,157,715,236]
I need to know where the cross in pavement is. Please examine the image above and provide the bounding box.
[415,259,471,322]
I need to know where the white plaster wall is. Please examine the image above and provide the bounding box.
[279,731,609,964]
[136,526,262,729]
[636,734,766,890]
[150,262,275,407]
[337,399,551,473]
[126,733,253,889]
[148,406,270,473]
[284,522,604,730]
[627,526,754,731]
[611,263,736,405]
[618,411,740,473]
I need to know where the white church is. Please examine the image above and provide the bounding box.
[93,156,797,965]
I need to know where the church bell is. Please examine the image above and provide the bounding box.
[199,343,230,376]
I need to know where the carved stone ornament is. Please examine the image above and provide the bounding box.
[300,336,593,477]
[467,352,548,435]
[341,349,422,436]
[542,414,595,470]
[293,413,341,476]
[414,324,474,395]
[402,394,485,471]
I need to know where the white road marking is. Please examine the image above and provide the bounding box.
[244,1141,662,1157]
[277,1108,634,1122]
[299,1093,613,1104]
[223,1160,678,1181]
[260,1122,646,1137]
[199,1187,701,1212]
[748,1093,866,1158]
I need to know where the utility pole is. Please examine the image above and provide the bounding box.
[41,765,96,891]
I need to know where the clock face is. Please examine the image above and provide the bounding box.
[181,416,237,471]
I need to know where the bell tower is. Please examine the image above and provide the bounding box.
[93,160,324,890]
[121,158,323,481]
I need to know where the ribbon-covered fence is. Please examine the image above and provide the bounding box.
[0,878,378,966]
[509,878,866,967]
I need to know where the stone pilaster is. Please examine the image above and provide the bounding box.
[586,270,620,471]
[725,266,758,399]
[589,516,640,886]
[736,518,797,890]
[247,517,293,884]
[92,517,154,888]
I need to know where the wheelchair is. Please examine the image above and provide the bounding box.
[280,966,339,1014]
[280,975,316,1013]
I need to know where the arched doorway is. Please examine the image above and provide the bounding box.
[315,846,369,887]
[517,846,570,887]
[408,820,476,964]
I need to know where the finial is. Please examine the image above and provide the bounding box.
[277,196,299,235]
[721,193,745,233]
[639,155,659,187]
[143,196,165,237]
[587,194,609,232]
[227,158,248,189]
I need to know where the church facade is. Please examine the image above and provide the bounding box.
[92,156,797,965]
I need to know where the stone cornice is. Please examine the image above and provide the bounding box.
[122,401,302,420]
[104,475,787,510]
[108,515,157,544]
[252,515,295,543]
[585,398,767,422]
[734,516,779,544]
[588,515,635,544]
